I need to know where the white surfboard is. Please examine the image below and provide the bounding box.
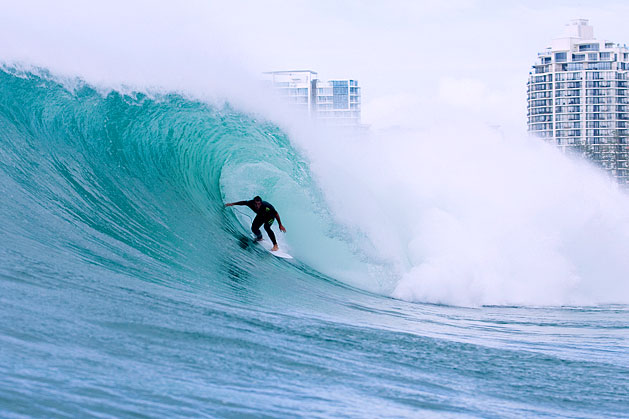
[257,239,293,259]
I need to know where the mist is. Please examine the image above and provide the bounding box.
[2,0,629,306]
[295,124,629,306]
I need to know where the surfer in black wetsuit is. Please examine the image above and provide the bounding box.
[225,196,286,251]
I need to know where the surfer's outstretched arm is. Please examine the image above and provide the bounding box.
[225,201,248,207]
[275,213,286,233]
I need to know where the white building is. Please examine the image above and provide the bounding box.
[262,70,317,113]
[263,70,362,127]
[527,19,629,184]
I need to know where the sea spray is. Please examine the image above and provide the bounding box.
[293,123,629,306]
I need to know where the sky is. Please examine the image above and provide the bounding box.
[2,0,629,132]
[215,0,629,131]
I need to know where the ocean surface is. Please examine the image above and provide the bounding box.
[1,68,628,418]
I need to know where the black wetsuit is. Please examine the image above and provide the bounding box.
[238,200,278,245]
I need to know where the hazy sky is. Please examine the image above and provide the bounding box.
[2,0,629,131]
[214,0,629,131]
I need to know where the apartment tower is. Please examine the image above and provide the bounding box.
[527,19,629,184]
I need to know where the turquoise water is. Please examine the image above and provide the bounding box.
[1,68,628,418]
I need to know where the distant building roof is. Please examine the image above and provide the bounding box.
[262,70,318,75]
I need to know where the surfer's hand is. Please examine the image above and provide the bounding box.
[225,203,233,207]
[280,225,286,233]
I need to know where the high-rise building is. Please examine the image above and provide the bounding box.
[263,70,362,127]
[527,19,629,184]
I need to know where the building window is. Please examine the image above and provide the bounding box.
[532,99,553,107]
[332,82,349,110]
[556,113,581,121]
[587,62,612,70]
[587,88,614,96]
[587,97,614,104]
[580,43,600,52]
[586,80,612,88]
[567,63,583,71]
[555,52,568,62]
[555,81,582,89]
[532,91,552,99]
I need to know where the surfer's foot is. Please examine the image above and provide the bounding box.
[271,244,279,251]
[254,237,264,242]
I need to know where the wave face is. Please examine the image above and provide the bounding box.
[1,68,628,417]
[0,66,326,290]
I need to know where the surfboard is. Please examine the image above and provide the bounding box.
[257,239,293,259]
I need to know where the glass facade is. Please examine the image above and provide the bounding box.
[312,79,361,126]
[332,81,349,110]
[579,43,600,51]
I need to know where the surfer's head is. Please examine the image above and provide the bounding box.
[253,196,262,210]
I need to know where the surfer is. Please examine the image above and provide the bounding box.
[225,196,286,251]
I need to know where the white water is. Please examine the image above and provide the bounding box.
[293,123,629,307]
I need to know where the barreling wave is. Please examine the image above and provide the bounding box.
[0,66,343,297]
[2,66,629,308]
